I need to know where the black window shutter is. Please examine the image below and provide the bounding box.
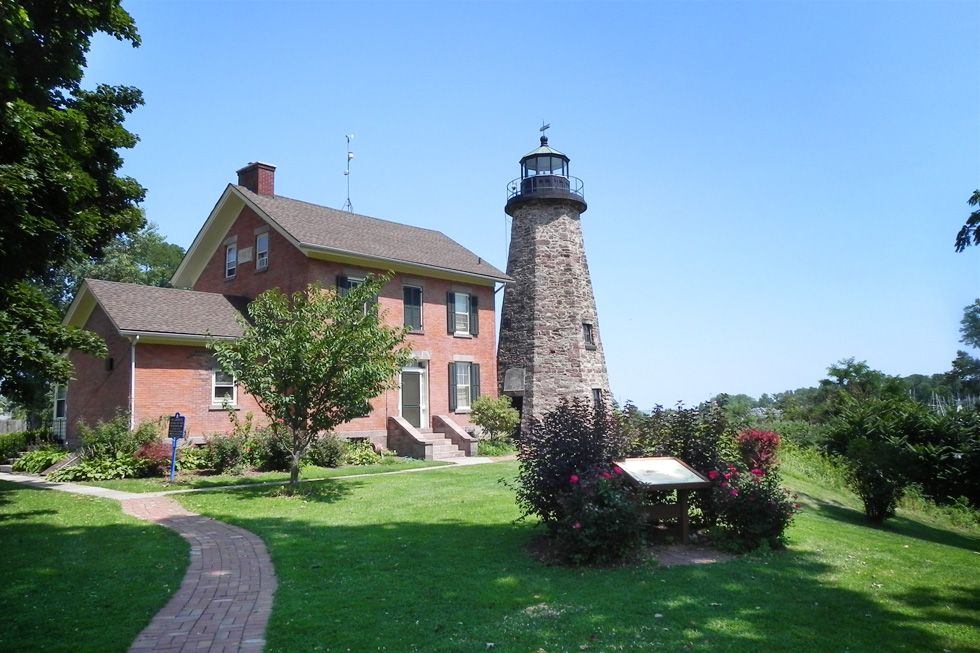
[469,295,479,336]
[336,275,349,297]
[448,362,457,411]
[446,292,455,334]
[470,363,481,402]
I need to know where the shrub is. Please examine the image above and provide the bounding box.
[553,463,643,564]
[252,426,292,471]
[515,398,628,530]
[134,441,173,477]
[0,432,28,461]
[470,395,520,441]
[177,445,209,471]
[205,434,255,474]
[478,439,517,457]
[737,430,780,473]
[78,414,161,460]
[844,437,909,523]
[304,433,344,468]
[12,446,67,474]
[707,462,798,551]
[49,453,145,481]
[342,440,381,466]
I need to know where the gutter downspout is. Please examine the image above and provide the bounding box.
[130,335,139,429]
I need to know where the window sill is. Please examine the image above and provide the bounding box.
[585,344,597,351]
[406,328,424,336]
[224,275,237,282]
[254,265,268,274]
[210,405,238,411]
[453,332,473,339]
[454,408,472,415]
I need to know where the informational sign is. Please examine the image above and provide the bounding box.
[168,413,185,440]
[617,457,710,490]
[167,412,185,482]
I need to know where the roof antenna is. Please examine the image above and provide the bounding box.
[343,134,354,212]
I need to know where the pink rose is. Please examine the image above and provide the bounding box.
[570,475,579,484]
[719,480,728,488]
[601,472,612,480]
[751,468,764,477]
[724,473,732,480]
[613,466,623,475]
[730,489,739,497]
[708,470,719,480]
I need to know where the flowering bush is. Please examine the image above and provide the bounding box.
[554,464,643,564]
[515,398,628,529]
[708,462,798,551]
[737,429,780,473]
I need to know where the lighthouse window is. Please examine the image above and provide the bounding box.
[447,292,479,336]
[583,323,596,349]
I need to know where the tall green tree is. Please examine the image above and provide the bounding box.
[954,190,980,252]
[45,220,185,311]
[210,276,412,488]
[0,0,145,405]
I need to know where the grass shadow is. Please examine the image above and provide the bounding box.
[207,511,974,653]
[0,480,187,653]
[810,500,980,552]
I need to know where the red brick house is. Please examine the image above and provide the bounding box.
[60,162,510,459]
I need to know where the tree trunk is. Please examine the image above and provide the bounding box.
[289,429,302,489]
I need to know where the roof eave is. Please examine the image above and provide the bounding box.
[299,242,512,285]
[119,330,240,345]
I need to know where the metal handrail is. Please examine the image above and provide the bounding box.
[506,174,585,201]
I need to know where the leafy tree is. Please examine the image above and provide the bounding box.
[945,350,980,397]
[959,299,980,350]
[44,221,185,310]
[210,276,412,488]
[0,0,145,403]
[953,190,980,252]
[470,395,520,441]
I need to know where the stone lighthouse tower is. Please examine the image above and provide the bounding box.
[498,131,611,431]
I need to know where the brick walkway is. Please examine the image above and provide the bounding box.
[120,497,276,653]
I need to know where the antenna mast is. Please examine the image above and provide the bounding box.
[343,134,354,212]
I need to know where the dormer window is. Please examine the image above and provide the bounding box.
[225,244,237,279]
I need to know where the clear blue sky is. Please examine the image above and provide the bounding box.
[85,0,979,408]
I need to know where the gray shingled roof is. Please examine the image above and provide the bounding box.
[236,186,510,281]
[85,279,248,338]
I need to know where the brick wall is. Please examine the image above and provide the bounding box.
[66,305,133,445]
[133,343,266,438]
[192,206,308,299]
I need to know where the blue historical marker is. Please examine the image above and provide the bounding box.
[167,412,185,482]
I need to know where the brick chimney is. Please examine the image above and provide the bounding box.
[236,162,276,196]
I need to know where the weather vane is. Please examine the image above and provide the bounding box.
[343,134,354,213]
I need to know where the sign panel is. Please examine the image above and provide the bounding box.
[167,413,185,440]
[618,457,710,490]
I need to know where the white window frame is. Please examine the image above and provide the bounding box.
[454,292,470,336]
[53,384,67,440]
[212,370,237,406]
[255,232,269,270]
[225,244,237,279]
[455,362,472,411]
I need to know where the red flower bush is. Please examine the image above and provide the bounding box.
[737,430,781,473]
[707,461,798,551]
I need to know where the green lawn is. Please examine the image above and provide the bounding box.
[174,458,980,653]
[82,458,447,493]
[0,481,187,653]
